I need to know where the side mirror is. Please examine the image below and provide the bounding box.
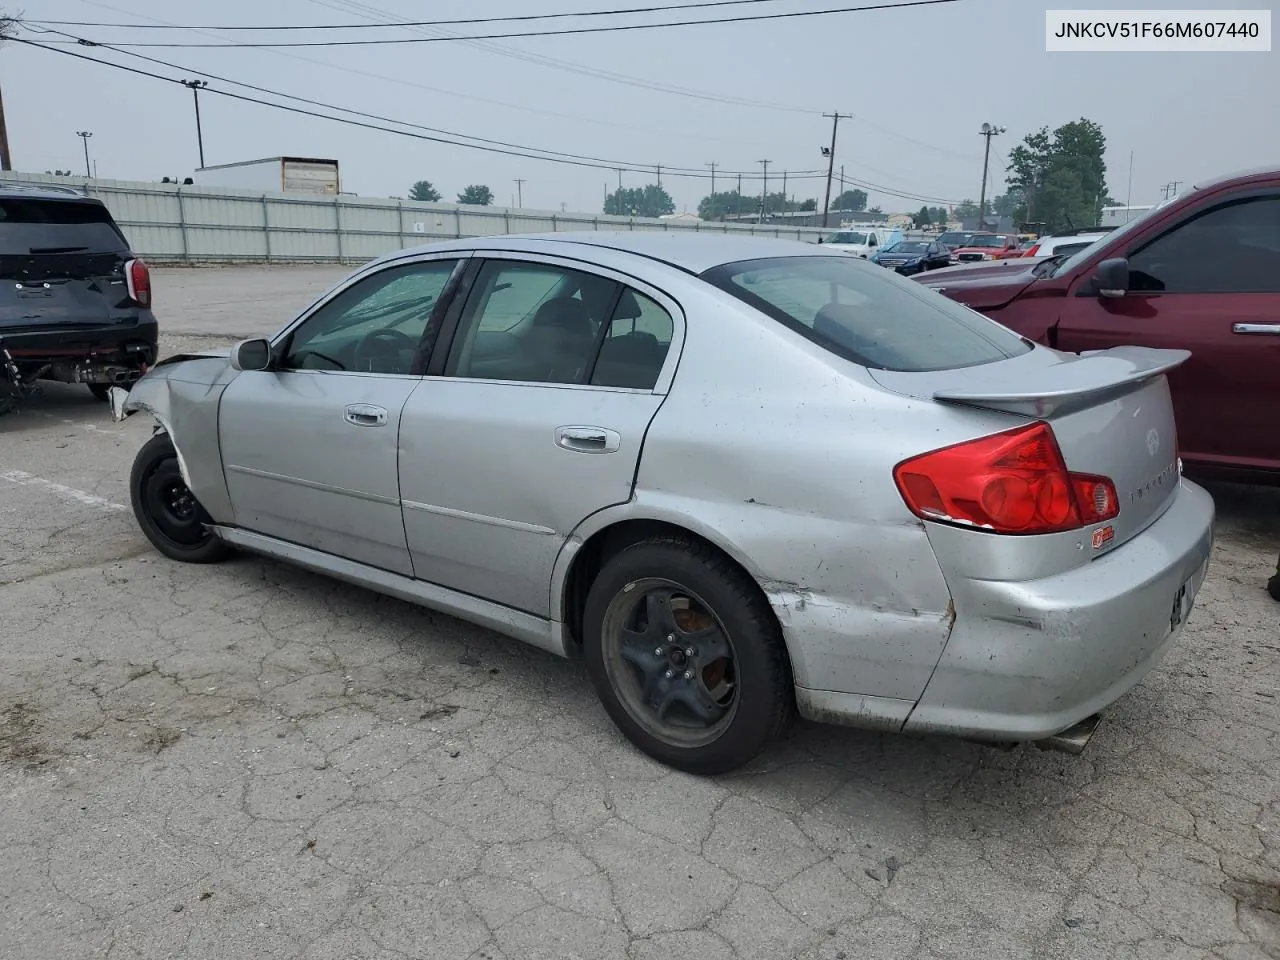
[1095,258,1129,299]
[230,337,272,372]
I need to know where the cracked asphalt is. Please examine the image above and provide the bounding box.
[2,266,1278,960]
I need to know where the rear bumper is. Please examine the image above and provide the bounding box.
[1,316,157,382]
[903,480,1215,740]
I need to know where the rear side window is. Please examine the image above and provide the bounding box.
[702,255,1030,372]
[0,198,128,255]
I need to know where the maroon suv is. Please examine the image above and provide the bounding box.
[916,167,1280,483]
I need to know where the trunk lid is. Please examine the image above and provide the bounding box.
[871,345,1189,552]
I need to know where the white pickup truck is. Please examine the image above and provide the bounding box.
[818,227,903,258]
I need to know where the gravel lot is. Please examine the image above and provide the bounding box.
[2,265,1278,960]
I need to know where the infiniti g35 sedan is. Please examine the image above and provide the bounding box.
[114,233,1215,774]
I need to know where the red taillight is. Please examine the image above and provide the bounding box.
[125,258,152,308]
[1023,244,1041,257]
[894,422,1119,535]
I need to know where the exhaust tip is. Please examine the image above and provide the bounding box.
[1035,714,1102,755]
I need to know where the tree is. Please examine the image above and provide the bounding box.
[868,205,883,215]
[409,180,441,202]
[604,184,675,218]
[457,184,494,206]
[697,190,745,221]
[1005,118,1111,232]
[912,206,933,228]
[831,189,868,212]
[798,198,817,212]
[951,199,992,224]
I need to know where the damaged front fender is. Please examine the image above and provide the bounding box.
[109,351,239,524]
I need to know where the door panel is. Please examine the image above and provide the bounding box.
[220,372,420,575]
[399,256,680,616]
[400,381,664,613]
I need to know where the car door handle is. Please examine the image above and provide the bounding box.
[555,425,620,454]
[344,403,388,426]
[1232,323,1280,336]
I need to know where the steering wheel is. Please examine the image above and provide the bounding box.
[352,328,418,373]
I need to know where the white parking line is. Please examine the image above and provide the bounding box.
[0,471,129,513]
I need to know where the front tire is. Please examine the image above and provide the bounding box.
[583,537,792,775]
[129,434,230,563]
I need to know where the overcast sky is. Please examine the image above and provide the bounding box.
[4,0,1278,214]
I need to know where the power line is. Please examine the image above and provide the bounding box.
[25,25,822,178]
[12,33,966,204]
[307,0,817,115]
[35,0,964,48]
[48,0,783,147]
[307,0,980,161]
[7,35,830,184]
[34,0,811,31]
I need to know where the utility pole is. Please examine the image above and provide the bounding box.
[655,163,662,189]
[0,79,11,171]
[757,159,771,223]
[977,121,1006,229]
[820,111,850,229]
[781,170,787,212]
[513,178,525,208]
[736,172,742,219]
[76,130,93,178]
[182,79,208,168]
[1160,180,1182,200]
[705,161,718,197]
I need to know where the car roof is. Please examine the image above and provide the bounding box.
[385,231,845,275]
[1192,165,1280,192]
[0,182,96,202]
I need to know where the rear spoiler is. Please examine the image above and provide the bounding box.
[872,346,1190,418]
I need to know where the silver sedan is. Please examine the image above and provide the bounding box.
[116,233,1215,774]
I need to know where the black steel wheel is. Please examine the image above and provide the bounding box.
[584,537,792,774]
[129,434,230,563]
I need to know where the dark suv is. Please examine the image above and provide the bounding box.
[0,183,157,413]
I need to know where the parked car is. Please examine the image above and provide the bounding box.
[0,183,156,413]
[950,233,1022,263]
[936,230,975,252]
[818,227,901,258]
[1020,231,1109,259]
[870,239,951,274]
[114,233,1215,774]
[916,167,1280,482]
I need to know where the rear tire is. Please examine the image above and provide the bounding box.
[88,384,112,402]
[583,537,792,775]
[129,434,230,564]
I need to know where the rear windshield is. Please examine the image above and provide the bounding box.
[701,255,1031,372]
[0,197,128,256]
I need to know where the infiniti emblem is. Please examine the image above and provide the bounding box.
[1146,428,1160,457]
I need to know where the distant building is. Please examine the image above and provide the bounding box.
[659,212,702,223]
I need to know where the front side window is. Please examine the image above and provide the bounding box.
[283,259,460,374]
[1127,195,1280,293]
[446,260,620,384]
[702,256,1030,372]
